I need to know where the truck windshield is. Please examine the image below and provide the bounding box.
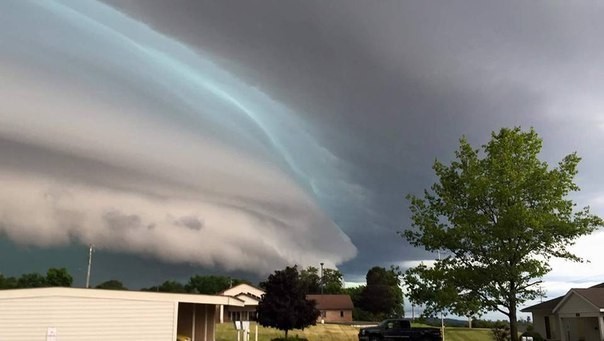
[378,320,411,329]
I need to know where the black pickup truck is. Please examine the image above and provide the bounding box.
[358,319,442,341]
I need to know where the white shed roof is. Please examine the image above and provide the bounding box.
[0,287,245,306]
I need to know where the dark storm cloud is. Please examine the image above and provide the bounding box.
[0,0,359,277]
[3,0,604,294]
[101,0,604,282]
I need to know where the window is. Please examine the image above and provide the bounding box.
[340,311,344,317]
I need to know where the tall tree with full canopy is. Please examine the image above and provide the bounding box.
[45,267,73,287]
[300,266,344,294]
[185,275,248,294]
[402,127,602,341]
[359,266,404,319]
[257,266,320,339]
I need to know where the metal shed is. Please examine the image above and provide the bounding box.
[0,287,244,341]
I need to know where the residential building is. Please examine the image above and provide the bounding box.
[217,283,264,323]
[522,283,604,341]
[307,294,354,323]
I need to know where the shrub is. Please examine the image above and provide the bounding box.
[492,326,511,341]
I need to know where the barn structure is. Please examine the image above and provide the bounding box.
[0,287,244,341]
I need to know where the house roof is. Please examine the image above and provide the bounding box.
[234,292,261,305]
[563,288,604,310]
[521,282,604,313]
[306,294,354,310]
[219,283,264,298]
[0,287,245,306]
[521,297,563,312]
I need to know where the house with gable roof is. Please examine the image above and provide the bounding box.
[217,283,264,322]
[522,283,604,341]
[216,284,355,324]
[307,294,354,322]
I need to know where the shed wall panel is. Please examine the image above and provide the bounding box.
[0,296,175,341]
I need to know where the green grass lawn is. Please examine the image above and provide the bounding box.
[215,322,494,341]
[444,327,493,341]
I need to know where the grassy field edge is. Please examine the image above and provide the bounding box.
[215,322,494,341]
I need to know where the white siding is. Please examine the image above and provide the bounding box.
[558,293,598,315]
[0,295,175,341]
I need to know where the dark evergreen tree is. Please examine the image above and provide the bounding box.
[257,266,320,338]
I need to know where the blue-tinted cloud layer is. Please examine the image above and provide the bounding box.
[0,0,357,274]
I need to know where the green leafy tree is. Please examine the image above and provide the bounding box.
[257,266,320,338]
[17,273,47,288]
[0,274,18,289]
[322,268,344,294]
[343,285,364,305]
[299,267,321,294]
[45,267,73,287]
[185,275,248,294]
[344,285,378,321]
[142,280,187,293]
[402,127,602,341]
[158,280,186,293]
[300,266,344,294]
[359,266,404,319]
[96,279,128,290]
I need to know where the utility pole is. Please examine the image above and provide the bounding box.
[320,262,324,295]
[85,244,94,288]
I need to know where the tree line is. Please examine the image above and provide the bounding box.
[0,264,404,323]
[0,268,73,288]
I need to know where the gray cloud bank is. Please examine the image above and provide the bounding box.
[0,0,357,274]
[102,0,604,281]
[3,0,604,286]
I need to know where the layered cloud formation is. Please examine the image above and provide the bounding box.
[0,0,356,273]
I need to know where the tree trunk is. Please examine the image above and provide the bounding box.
[509,303,518,341]
[285,329,288,339]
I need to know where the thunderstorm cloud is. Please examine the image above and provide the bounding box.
[0,0,356,274]
[2,0,604,303]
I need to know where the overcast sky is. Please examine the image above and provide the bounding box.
[2,0,604,317]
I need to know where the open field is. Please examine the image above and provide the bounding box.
[444,327,493,341]
[215,322,494,341]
